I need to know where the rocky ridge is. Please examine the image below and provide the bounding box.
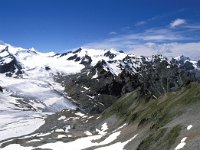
[60,53,199,113]
[0,44,199,114]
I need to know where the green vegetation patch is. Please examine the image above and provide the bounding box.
[103,82,200,127]
[101,82,200,149]
[137,125,182,150]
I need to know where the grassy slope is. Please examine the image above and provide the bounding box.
[102,82,200,150]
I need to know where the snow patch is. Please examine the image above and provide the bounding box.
[95,134,138,150]
[55,129,64,133]
[65,125,71,132]
[100,131,121,145]
[96,123,108,135]
[75,112,86,117]
[187,125,192,130]
[83,86,90,90]
[1,144,33,150]
[84,131,93,136]
[113,123,128,132]
[175,137,187,150]
[39,130,121,150]
[92,69,98,79]
[37,132,51,137]
[96,116,101,119]
[26,139,41,143]
[101,123,108,131]
[0,113,45,141]
[57,135,67,138]
[58,116,66,120]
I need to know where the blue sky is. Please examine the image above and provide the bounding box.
[0,0,200,56]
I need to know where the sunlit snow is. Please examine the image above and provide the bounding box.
[175,137,187,150]
[0,43,138,147]
[187,125,193,130]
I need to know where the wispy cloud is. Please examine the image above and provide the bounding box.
[135,21,146,26]
[83,28,185,49]
[184,24,200,30]
[82,20,200,58]
[109,31,117,35]
[127,42,200,59]
[170,18,186,28]
[143,35,177,41]
[134,9,185,27]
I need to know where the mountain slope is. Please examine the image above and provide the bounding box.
[1,82,200,150]
[0,43,200,149]
[102,82,200,150]
[62,54,197,113]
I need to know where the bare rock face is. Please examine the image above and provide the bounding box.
[0,86,3,92]
[60,55,197,114]
[138,55,193,99]
[0,46,23,76]
[80,55,92,66]
[104,51,116,59]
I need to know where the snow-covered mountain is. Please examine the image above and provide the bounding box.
[1,43,200,150]
[0,43,199,113]
[0,43,130,142]
[0,43,198,78]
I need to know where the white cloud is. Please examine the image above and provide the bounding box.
[170,18,186,28]
[184,24,200,30]
[83,28,185,50]
[135,21,146,26]
[83,37,200,59]
[82,21,200,58]
[109,32,117,35]
[143,35,178,41]
[127,42,200,59]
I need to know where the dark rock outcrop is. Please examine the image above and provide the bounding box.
[60,51,72,57]
[180,61,195,70]
[75,57,81,62]
[59,55,197,114]
[0,46,23,76]
[138,55,193,99]
[73,48,82,54]
[80,55,92,66]
[0,86,3,92]
[67,54,78,60]
[104,51,116,59]
[197,60,200,68]
[45,66,51,71]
